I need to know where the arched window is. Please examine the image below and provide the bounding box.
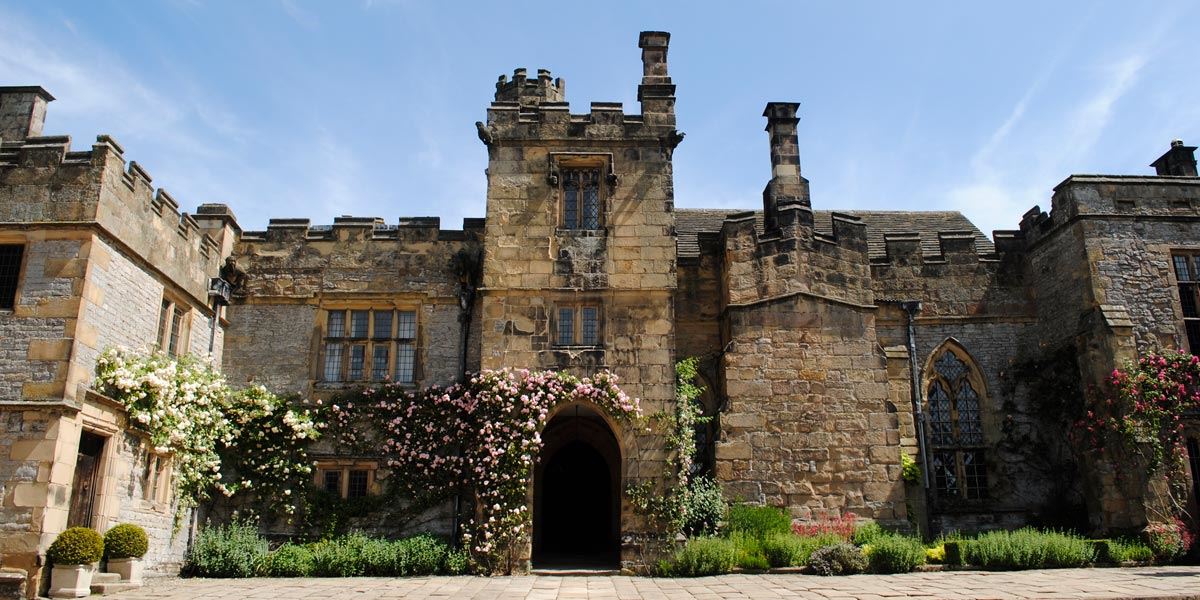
[925,343,989,501]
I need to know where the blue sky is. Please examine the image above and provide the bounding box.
[2,1,1197,236]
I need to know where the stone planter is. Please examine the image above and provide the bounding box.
[106,557,143,584]
[48,563,95,598]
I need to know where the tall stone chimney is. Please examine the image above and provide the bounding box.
[761,102,811,231]
[637,31,675,127]
[0,86,54,142]
[1151,139,1198,177]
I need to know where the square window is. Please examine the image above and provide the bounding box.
[560,168,603,230]
[397,311,416,339]
[351,310,370,338]
[372,345,390,381]
[323,471,341,494]
[328,311,346,338]
[581,306,598,345]
[373,310,393,339]
[395,342,415,383]
[167,305,187,356]
[347,470,369,498]
[0,244,22,310]
[348,345,366,380]
[557,307,575,345]
[323,343,344,381]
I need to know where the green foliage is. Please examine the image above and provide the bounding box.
[1098,538,1154,563]
[1143,520,1193,561]
[47,527,105,566]
[682,476,726,537]
[729,531,768,570]
[104,523,149,560]
[807,543,867,576]
[726,505,791,540]
[960,529,1095,570]
[260,533,464,578]
[184,521,269,577]
[851,521,885,546]
[900,452,921,484]
[661,537,737,577]
[943,540,967,566]
[261,543,314,577]
[760,533,843,568]
[925,544,946,564]
[866,534,926,574]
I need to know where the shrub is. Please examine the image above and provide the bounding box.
[730,531,768,570]
[664,537,737,577]
[961,529,1094,570]
[683,476,726,537]
[309,533,368,577]
[866,535,925,574]
[851,521,885,546]
[925,544,946,564]
[1103,538,1154,564]
[793,512,857,541]
[443,549,469,575]
[47,527,105,566]
[184,522,268,577]
[761,532,843,568]
[359,537,397,576]
[262,543,315,577]
[726,505,791,539]
[396,534,450,576]
[807,543,867,576]
[104,524,149,560]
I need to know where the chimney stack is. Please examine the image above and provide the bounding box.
[1151,139,1198,177]
[761,102,811,231]
[0,86,54,142]
[637,31,675,127]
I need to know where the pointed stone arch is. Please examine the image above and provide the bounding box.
[921,338,990,503]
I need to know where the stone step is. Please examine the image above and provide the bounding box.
[91,581,141,595]
[92,573,121,584]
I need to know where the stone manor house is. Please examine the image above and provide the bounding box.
[2,30,1200,586]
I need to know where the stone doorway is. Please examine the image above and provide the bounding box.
[67,430,106,528]
[532,405,620,569]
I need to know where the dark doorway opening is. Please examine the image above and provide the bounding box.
[67,430,106,528]
[533,405,620,569]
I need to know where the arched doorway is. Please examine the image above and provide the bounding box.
[533,404,620,568]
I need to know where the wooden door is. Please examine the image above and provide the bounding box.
[67,431,106,528]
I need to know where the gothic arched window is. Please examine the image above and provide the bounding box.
[925,343,989,501]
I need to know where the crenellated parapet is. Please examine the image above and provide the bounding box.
[0,132,234,305]
[234,215,483,299]
[721,206,873,308]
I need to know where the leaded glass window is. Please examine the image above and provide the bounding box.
[1173,253,1200,352]
[925,345,989,501]
[322,308,418,384]
[561,168,602,229]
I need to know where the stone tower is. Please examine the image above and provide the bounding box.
[476,32,681,567]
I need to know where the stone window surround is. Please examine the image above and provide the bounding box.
[313,459,379,499]
[922,340,990,504]
[0,242,25,311]
[155,293,192,357]
[552,300,603,348]
[551,153,613,233]
[1170,249,1200,353]
[142,451,174,510]
[318,305,420,386]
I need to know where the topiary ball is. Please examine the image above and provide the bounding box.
[47,527,105,566]
[104,523,150,559]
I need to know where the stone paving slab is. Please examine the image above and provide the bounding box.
[101,567,1200,600]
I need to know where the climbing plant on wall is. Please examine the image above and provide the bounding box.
[1080,348,1200,523]
[326,368,641,574]
[93,348,322,517]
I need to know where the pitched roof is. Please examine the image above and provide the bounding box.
[675,208,995,259]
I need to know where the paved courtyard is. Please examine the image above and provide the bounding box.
[104,567,1200,600]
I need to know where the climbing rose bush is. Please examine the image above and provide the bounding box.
[94,347,321,514]
[327,368,640,573]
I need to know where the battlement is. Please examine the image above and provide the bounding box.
[0,130,234,305]
[241,215,485,244]
[720,208,873,307]
[480,31,678,144]
[494,68,566,107]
